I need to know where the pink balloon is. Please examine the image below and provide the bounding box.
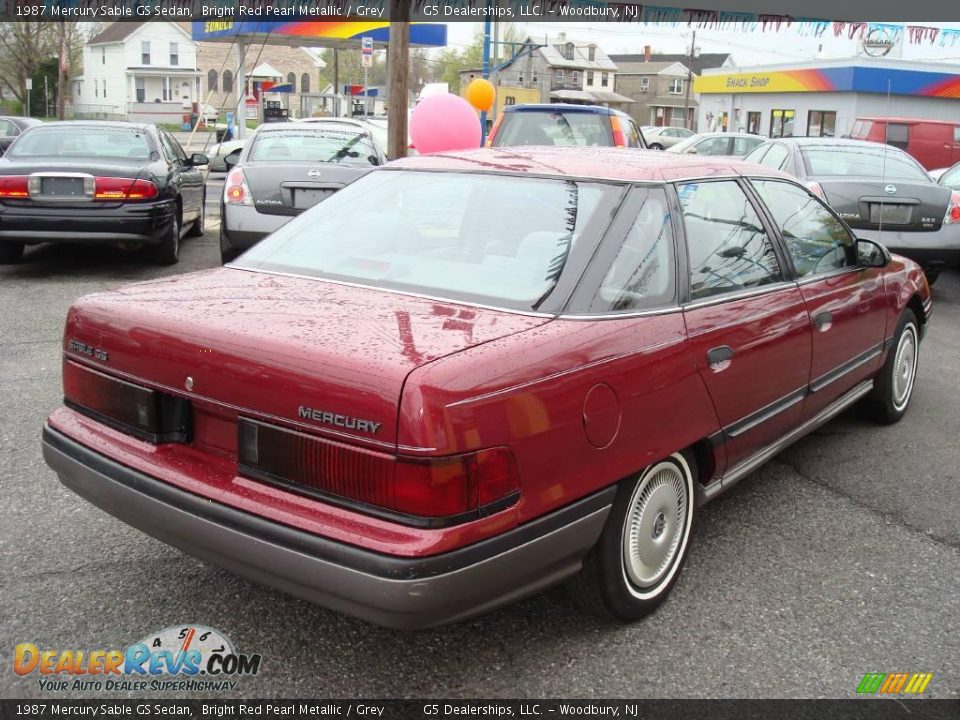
[409,93,482,154]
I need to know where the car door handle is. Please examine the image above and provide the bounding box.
[706,345,734,371]
[813,311,833,332]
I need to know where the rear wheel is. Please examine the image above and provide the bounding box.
[186,196,205,238]
[570,452,696,620]
[149,211,180,266]
[866,309,919,424]
[0,241,24,263]
[924,269,939,287]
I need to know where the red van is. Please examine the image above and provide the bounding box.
[850,117,960,171]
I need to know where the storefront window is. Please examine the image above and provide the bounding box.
[770,109,795,138]
[807,111,836,138]
[747,111,761,134]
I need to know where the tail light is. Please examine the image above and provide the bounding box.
[804,181,826,200]
[63,359,191,443]
[238,418,521,527]
[609,115,627,148]
[93,177,159,201]
[225,168,252,205]
[944,191,960,224]
[0,175,29,198]
[486,114,504,147]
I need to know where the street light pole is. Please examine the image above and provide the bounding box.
[480,16,492,143]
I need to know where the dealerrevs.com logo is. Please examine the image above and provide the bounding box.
[14,625,261,693]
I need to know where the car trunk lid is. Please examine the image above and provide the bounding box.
[63,268,548,449]
[245,162,372,217]
[816,177,951,232]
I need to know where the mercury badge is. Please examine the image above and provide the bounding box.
[884,184,897,195]
[308,169,322,179]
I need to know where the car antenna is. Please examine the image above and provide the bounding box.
[879,78,893,244]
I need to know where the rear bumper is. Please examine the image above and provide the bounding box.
[0,200,175,246]
[42,425,612,630]
[857,225,960,270]
[220,203,291,255]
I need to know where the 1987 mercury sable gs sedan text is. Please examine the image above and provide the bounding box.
[42,148,932,629]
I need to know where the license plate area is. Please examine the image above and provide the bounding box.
[292,188,333,210]
[42,177,85,196]
[868,203,912,225]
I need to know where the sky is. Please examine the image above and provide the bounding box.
[442,22,960,66]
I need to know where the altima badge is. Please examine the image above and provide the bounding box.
[308,169,322,179]
[884,184,897,195]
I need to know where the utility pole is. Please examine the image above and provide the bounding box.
[682,30,695,131]
[57,20,67,120]
[480,17,492,142]
[333,48,339,116]
[386,0,409,159]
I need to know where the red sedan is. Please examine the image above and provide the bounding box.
[42,147,932,629]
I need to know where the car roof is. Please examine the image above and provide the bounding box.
[503,103,617,116]
[389,146,792,183]
[772,137,899,151]
[31,120,152,132]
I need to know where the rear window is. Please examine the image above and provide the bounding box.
[8,126,153,159]
[250,127,378,165]
[235,170,618,312]
[494,111,613,147]
[801,146,929,181]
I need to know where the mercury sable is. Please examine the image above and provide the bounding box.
[42,148,932,629]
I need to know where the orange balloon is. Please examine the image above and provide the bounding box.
[466,78,496,112]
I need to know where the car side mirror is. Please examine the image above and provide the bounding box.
[686,147,698,154]
[189,153,209,167]
[223,153,239,170]
[857,238,890,268]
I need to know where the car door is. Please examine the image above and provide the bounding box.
[749,178,888,419]
[677,179,812,471]
[160,129,203,221]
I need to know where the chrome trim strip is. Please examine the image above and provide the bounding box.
[809,343,882,394]
[724,386,807,439]
[702,379,874,502]
[226,267,556,319]
[681,281,797,311]
[557,306,682,321]
[795,266,862,286]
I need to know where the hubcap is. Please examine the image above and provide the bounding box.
[622,461,689,589]
[892,324,917,411]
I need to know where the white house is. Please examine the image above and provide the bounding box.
[73,22,200,123]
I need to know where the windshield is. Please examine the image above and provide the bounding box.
[250,127,378,165]
[802,147,929,181]
[8,126,153,159]
[494,111,613,147]
[234,170,616,311]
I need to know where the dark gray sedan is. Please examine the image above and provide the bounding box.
[744,137,959,284]
[220,120,385,263]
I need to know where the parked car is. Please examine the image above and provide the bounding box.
[487,104,647,148]
[0,121,206,265]
[850,117,960,170]
[744,137,960,284]
[666,131,766,158]
[934,162,960,191]
[209,138,246,172]
[642,125,695,150]
[0,116,43,155]
[42,147,931,629]
[220,119,385,263]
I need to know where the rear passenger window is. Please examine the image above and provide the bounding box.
[678,181,782,300]
[751,180,854,278]
[587,189,675,312]
[758,143,789,169]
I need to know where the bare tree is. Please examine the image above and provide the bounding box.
[0,22,57,104]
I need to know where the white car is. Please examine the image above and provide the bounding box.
[642,126,695,150]
[666,131,767,158]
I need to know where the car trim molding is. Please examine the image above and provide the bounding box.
[681,281,797,311]
[809,342,883,394]
[724,386,808,440]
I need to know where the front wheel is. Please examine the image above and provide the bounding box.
[570,452,696,621]
[866,309,919,424]
[0,241,24,263]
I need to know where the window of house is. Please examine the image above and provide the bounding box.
[170,42,179,66]
[518,72,524,84]
[669,78,683,95]
[586,71,594,85]
[678,180,782,300]
[94,81,98,99]
[564,42,575,60]
[505,96,516,106]
[141,41,150,66]
[770,109,795,138]
[555,69,564,83]
[640,76,649,91]
[287,72,297,93]
[531,71,538,83]
[601,73,609,87]
[301,73,310,93]
[807,110,836,138]
[101,48,105,64]
[102,80,106,99]
[223,70,233,93]
[208,69,218,92]
[588,45,596,61]
[135,78,145,103]
[571,71,580,84]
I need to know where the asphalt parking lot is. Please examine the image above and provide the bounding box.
[1,183,958,699]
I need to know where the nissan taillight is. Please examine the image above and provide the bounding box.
[93,177,159,201]
[225,168,252,205]
[0,175,29,198]
[609,115,627,148]
[237,418,521,527]
[944,190,960,224]
[62,359,191,443]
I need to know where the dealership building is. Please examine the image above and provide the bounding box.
[693,57,960,138]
